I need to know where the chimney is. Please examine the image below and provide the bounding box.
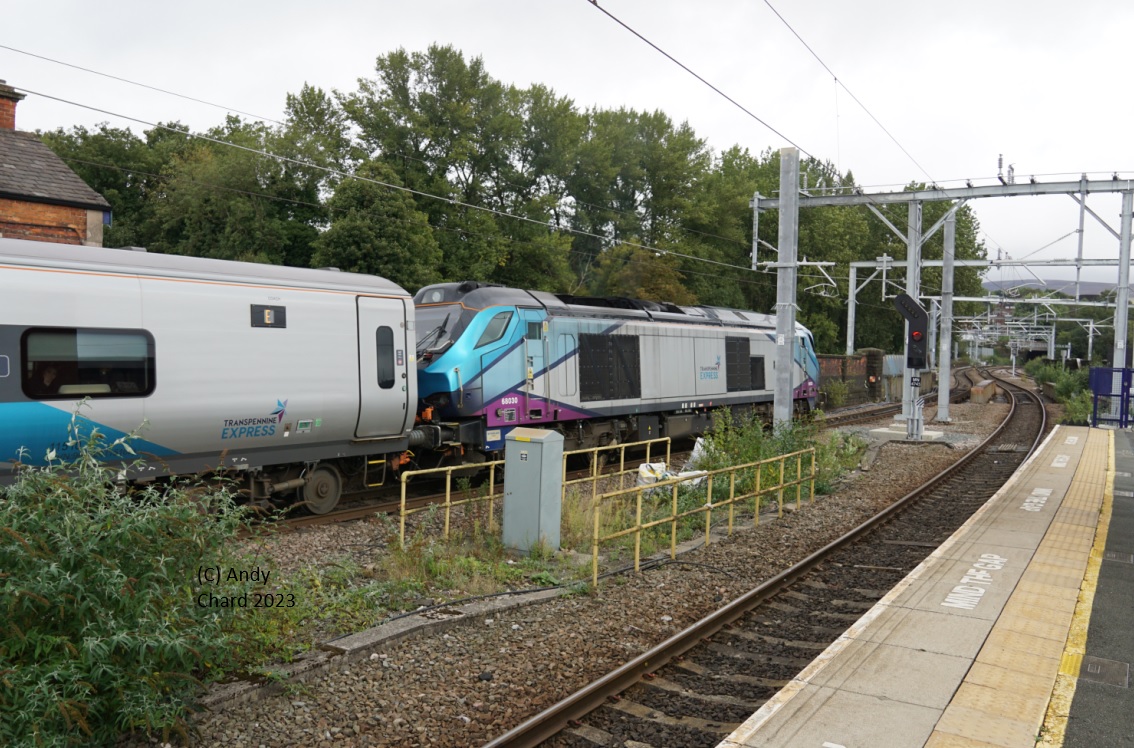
[0,79,26,130]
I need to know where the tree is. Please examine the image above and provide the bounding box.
[39,123,184,249]
[147,117,319,266]
[590,244,697,304]
[310,160,441,290]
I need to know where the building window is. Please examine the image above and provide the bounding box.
[22,327,155,399]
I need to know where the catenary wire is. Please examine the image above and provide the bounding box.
[20,86,772,278]
[2,42,764,253]
[583,0,815,159]
[0,43,285,126]
[761,0,935,184]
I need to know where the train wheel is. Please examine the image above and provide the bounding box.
[299,465,342,515]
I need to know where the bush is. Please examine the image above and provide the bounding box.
[1061,390,1094,425]
[0,422,250,746]
[822,378,849,409]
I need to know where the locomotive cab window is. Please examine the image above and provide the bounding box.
[22,328,155,399]
[475,311,513,348]
[376,326,396,389]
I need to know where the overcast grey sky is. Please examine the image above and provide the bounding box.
[5,0,1131,289]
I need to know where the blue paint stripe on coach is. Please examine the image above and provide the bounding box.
[0,402,176,466]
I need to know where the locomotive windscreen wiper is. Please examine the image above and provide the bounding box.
[416,312,450,355]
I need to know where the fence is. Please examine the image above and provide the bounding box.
[587,448,816,586]
[396,437,672,549]
[1090,367,1133,428]
[398,461,503,548]
[396,440,817,590]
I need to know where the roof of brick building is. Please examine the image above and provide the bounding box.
[0,129,110,210]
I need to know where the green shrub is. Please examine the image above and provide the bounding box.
[1054,368,1089,401]
[0,423,250,746]
[1061,390,1094,425]
[822,378,849,408]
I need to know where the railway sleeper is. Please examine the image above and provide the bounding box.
[605,698,740,735]
[726,629,832,651]
[641,675,764,710]
[673,660,790,690]
[705,642,814,669]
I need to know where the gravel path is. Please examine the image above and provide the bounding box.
[126,402,1013,747]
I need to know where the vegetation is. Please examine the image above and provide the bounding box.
[561,410,866,562]
[822,378,850,408]
[0,423,253,746]
[38,43,989,355]
[1025,359,1094,424]
[0,406,869,744]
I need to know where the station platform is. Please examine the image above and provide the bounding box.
[718,424,1133,748]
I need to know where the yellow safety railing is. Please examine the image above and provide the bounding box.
[562,437,672,507]
[398,461,504,548]
[397,437,672,548]
[588,447,816,587]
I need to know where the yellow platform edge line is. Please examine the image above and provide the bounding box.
[1038,429,1114,747]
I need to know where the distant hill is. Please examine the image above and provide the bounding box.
[981,278,1114,298]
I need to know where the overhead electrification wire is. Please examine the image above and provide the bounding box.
[19,86,775,280]
[0,43,285,126]
[4,43,759,254]
[760,0,935,184]
[583,0,814,158]
[60,155,781,291]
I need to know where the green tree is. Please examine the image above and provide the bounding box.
[310,160,441,290]
[590,244,697,304]
[39,122,187,249]
[147,117,319,266]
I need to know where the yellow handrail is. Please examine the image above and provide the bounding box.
[589,448,816,586]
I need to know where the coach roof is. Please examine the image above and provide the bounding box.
[0,236,411,296]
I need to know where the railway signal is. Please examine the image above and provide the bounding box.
[894,293,929,370]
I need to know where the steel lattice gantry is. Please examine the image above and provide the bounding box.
[752,174,1134,430]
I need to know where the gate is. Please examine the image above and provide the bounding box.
[1090,367,1134,428]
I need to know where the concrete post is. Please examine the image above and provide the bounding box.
[937,214,955,422]
[774,148,800,427]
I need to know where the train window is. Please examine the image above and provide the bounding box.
[526,322,542,340]
[376,326,396,389]
[0,355,8,378]
[21,327,155,399]
[475,312,513,348]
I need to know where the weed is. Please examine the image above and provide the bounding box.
[0,421,252,746]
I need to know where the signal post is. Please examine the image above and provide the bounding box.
[895,293,929,440]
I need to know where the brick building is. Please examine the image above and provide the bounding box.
[0,79,110,246]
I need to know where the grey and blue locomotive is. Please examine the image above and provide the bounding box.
[410,281,821,463]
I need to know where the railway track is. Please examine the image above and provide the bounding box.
[482,371,1045,748]
[258,367,983,534]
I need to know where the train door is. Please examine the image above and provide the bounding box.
[356,296,414,439]
[519,309,547,420]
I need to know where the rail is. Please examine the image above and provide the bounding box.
[481,375,1043,748]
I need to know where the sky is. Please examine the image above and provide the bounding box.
[4,0,1132,291]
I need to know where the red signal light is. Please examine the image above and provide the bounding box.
[911,331,924,342]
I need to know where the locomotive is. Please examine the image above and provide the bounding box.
[0,237,415,513]
[409,281,820,465]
